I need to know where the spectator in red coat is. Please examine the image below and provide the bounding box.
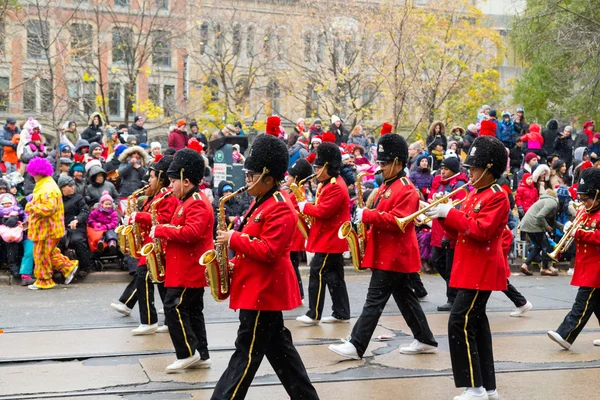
[479,120,497,137]
[515,172,539,218]
[582,120,595,145]
[520,124,544,153]
[167,120,189,151]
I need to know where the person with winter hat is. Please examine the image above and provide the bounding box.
[85,164,119,207]
[409,154,433,200]
[296,142,351,326]
[61,121,79,148]
[117,145,151,198]
[520,124,545,155]
[308,118,323,140]
[128,116,148,144]
[1,118,21,174]
[25,157,79,290]
[0,192,24,278]
[581,120,595,145]
[21,132,46,164]
[81,112,104,144]
[515,173,539,218]
[328,115,348,144]
[588,132,600,157]
[167,120,189,151]
[73,139,91,163]
[462,124,479,154]
[498,112,514,148]
[542,119,560,155]
[150,142,162,160]
[89,142,105,164]
[426,120,447,150]
[88,191,119,254]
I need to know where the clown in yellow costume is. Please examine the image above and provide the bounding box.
[25,157,78,290]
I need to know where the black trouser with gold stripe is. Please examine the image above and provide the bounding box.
[212,310,319,400]
[556,287,600,344]
[351,269,437,358]
[136,265,166,325]
[432,245,457,304]
[290,251,305,299]
[448,289,495,390]
[164,287,209,360]
[118,272,138,309]
[305,253,350,320]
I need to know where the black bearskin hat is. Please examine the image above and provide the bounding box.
[577,168,600,195]
[314,142,341,172]
[150,155,174,188]
[288,158,313,182]
[244,134,289,181]
[167,148,205,185]
[377,133,408,163]
[464,136,507,179]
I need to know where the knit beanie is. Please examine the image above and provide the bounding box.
[99,190,113,205]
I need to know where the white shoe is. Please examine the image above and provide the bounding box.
[328,340,361,360]
[418,295,429,302]
[487,390,499,400]
[321,316,350,324]
[166,351,200,373]
[399,339,437,355]
[568,268,574,276]
[132,324,158,335]
[301,299,306,306]
[28,284,40,290]
[190,358,212,369]
[157,325,169,333]
[510,301,533,317]
[547,331,571,350]
[110,302,132,316]
[296,315,320,325]
[158,309,164,314]
[593,339,600,346]
[64,263,79,285]
[453,389,489,400]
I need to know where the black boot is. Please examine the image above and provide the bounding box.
[437,302,453,312]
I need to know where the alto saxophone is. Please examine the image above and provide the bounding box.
[338,172,374,272]
[200,186,248,302]
[289,173,316,240]
[140,192,173,283]
[118,185,148,257]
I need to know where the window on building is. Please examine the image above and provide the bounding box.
[305,84,319,118]
[235,78,250,116]
[112,27,133,64]
[152,30,171,67]
[155,0,168,10]
[303,33,312,63]
[208,77,219,101]
[163,85,175,117]
[27,20,49,59]
[275,29,284,62]
[0,22,5,56]
[266,80,281,115]
[23,79,36,113]
[82,81,96,115]
[232,24,241,56]
[0,77,8,112]
[316,32,325,63]
[199,22,209,55]
[246,26,255,57]
[149,84,160,106]
[40,79,52,113]
[263,29,272,59]
[109,83,121,116]
[114,0,129,7]
[215,24,224,58]
[71,23,93,61]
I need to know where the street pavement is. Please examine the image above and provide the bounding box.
[1,271,599,399]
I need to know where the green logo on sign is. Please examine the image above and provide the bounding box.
[215,150,224,162]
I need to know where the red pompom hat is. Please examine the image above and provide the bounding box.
[380,123,393,136]
[266,115,281,136]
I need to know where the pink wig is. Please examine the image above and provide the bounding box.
[26,157,54,177]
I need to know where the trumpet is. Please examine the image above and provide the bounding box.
[415,197,467,226]
[289,173,316,240]
[395,183,470,232]
[547,209,587,262]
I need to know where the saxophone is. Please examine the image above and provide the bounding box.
[200,186,248,302]
[140,192,173,283]
[117,185,148,257]
[289,173,316,240]
[338,172,374,272]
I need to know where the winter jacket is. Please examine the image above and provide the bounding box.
[519,191,559,233]
[347,133,370,148]
[88,206,119,231]
[509,146,524,170]
[0,193,24,225]
[2,133,19,164]
[553,135,574,167]
[168,129,189,151]
[308,125,323,141]
[409,168,433,196]
[498,120,515,146]
[62,193,89,233]
[288,141,309,160]
[1,125,20,161]
[515,174,538,214]
[117,146,151,197]
[81,112,104,144]
[426,133,448,151]
[21,142,46,164]
[211,180,251,236]
[542,120,559,155]
[521,125,544,150]
[128,124,148,144]
[339,164,356,191]
[462,130,478,153]
[588,141,600,156]
[328,123,349,145]
[85,165,120,206]
[573,131,590,150]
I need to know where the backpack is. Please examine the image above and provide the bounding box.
[288,148,301,168]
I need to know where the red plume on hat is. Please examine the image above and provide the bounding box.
[479,120,497,137]
[266,115,281,136]
[380,123,393,136]
[322,131,336,143]
[187,137,204,153]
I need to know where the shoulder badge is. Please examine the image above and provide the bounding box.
[160,187,168,193]
[491,184,502,193]
[176,206,184,218]
[254,211,262,222]
[384,188,392,199]
[400,177,410,185]
[592,219,597,229]
[193,192,201,200]
[273,191,284,202]
[473,201,482,213]
[330,177,337,184]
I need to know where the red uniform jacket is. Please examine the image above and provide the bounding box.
[285,188,306,252]
[135,188,179,267]
[153,190,214,288]
[362,176,421,273]
[430,172,469,248]
[572,208,600,288]
[303,177,350,254]
[229,191,301,311]
[440,183,509,291]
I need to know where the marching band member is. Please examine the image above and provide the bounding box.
[151,149,214,372]
[212,134,318,400]
[426,136,509,400]
[283,158,314,303]
[548,168,600,350]
[296,142,351,325]
[328,133,438,359]
[129,156,179,335]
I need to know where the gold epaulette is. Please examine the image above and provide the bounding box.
[192,192,201,200]
[400,177,410,185]
[330,177,337,184]
[273,191,284,202]
[491,184,502,193]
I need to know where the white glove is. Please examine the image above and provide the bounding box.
[432,192,445,201]
[298,201,307,213]
[354,207,364,223]
[129,212,137,224]
[419,200,429,208]
[563,220,573,234]
[425,202,453,219]
[149,226,156,239]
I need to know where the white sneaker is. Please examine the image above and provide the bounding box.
[191,358,212,369]
[328,340,361,360]
[27,284,40,291]
[453,389,489,400]
[568,268,574,276]
[166,351,200,373]
[510,301,533,317]
[301,299,306,306]
[593,339,600,346]
[321,316,350,324]
[399,339,437,355]
[157,325,169,333]
[158,308,164,314]
[64,262,79,285]
[110,302,132,316]
[296,315,320,325]
[547,331,571,350]
[487,390,499,400]
[132,324,158,335]
[418,295,429,302]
